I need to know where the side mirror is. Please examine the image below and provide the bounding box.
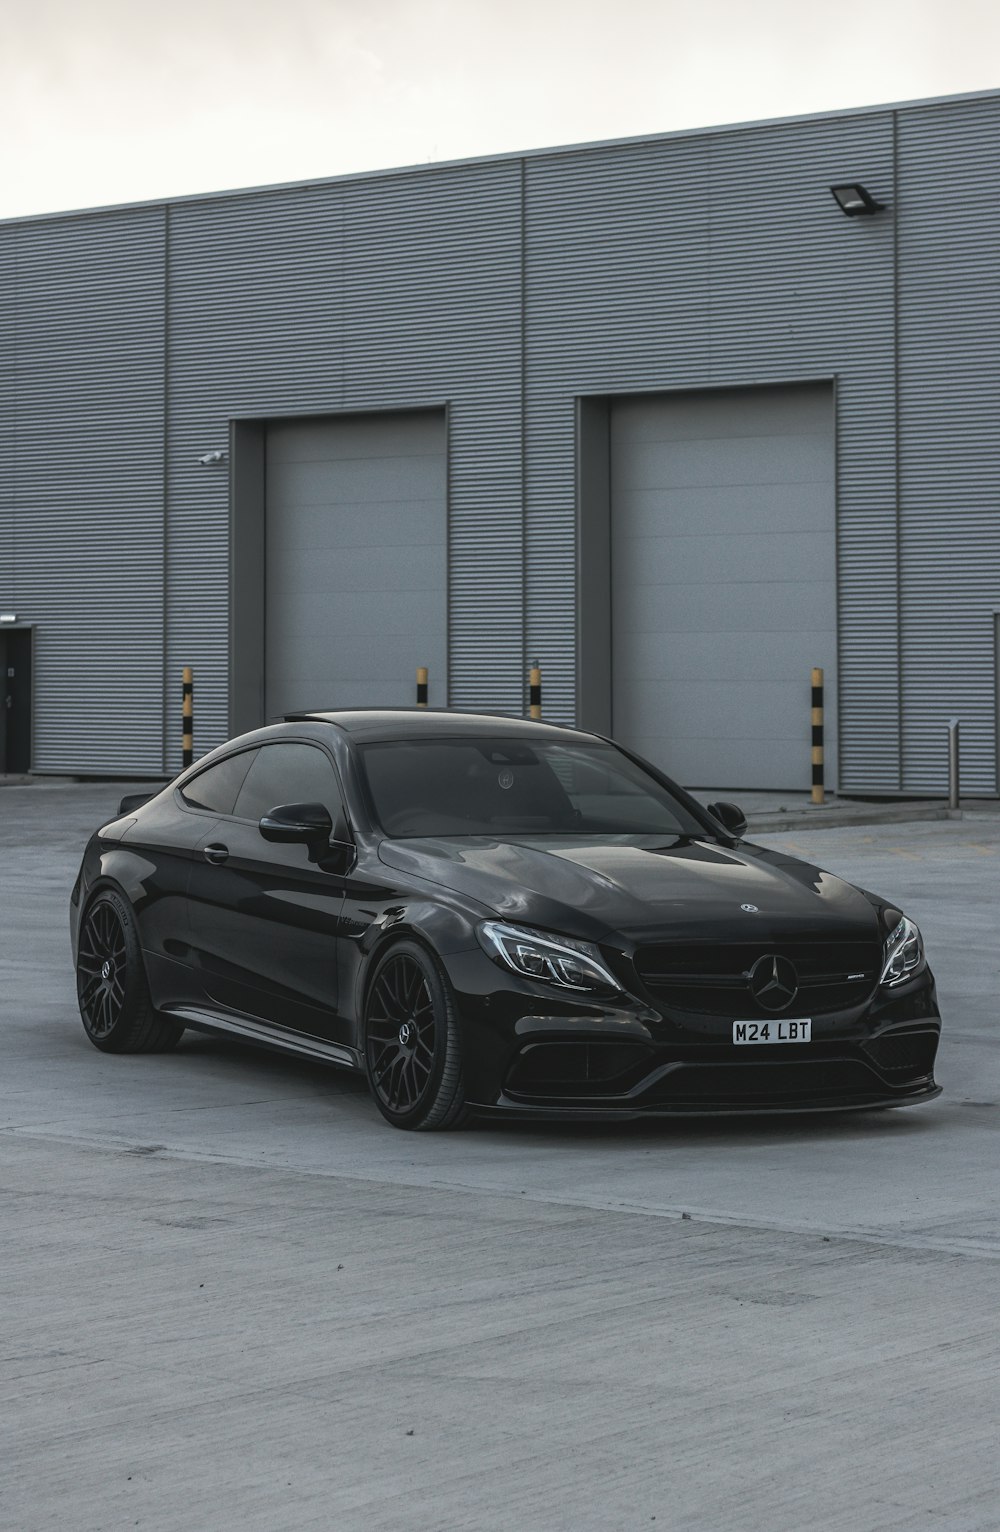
[707,800,748,839]
[259,801,334,846]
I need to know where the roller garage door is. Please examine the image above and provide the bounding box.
[611,385,837,790]
[265,412,447,718]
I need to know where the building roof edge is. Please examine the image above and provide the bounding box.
[2,84,999,229]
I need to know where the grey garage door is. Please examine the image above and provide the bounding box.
[611,385,837,791]
[265,412,447,719]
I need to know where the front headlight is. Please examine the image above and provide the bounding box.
[880,915,926,987]
[477,920,623,994]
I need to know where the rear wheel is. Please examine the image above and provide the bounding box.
[76,889,184,1054]
[363,940,469,1131]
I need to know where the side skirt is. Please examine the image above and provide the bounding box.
[165,1006,363,1072]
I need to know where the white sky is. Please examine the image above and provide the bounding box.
[2,0,998,219]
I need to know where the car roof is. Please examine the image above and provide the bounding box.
[283,708,593,744]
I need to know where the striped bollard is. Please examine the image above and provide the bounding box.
[529,662,542,721]
[811,667,824,805]
[416,667,429,708]
[182,666,194,769]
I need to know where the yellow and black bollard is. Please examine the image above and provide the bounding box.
[416,667,429,708]
[811,667,824,805]
[529,662,542,721]
[182,666,193,769]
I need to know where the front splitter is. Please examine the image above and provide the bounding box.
[471,1081,943,1123]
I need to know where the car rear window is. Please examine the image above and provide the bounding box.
[359,737,704,839]
[180,750,258,814]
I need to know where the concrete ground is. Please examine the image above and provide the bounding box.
[1,784,999,1531]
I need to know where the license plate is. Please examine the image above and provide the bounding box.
[733,1019,812,1045]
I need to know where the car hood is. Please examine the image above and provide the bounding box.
[377,834,882,947]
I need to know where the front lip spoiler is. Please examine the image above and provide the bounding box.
[472,1082,943,1121]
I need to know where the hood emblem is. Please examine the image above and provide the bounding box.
[748,954,799,1012]
[740,903,759,913]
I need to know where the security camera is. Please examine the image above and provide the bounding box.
[196,450,227,466]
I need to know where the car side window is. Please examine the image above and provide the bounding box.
[180,750,258,814]
[232,742,346,828]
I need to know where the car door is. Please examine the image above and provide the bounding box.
[124,747,259,1008]
[185,740,350,1043]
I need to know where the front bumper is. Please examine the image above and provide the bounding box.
[445,947,942,1119]
[484,1051,942,1120]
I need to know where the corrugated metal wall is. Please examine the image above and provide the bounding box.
[166,183,349,768]
[897,96,1000,793]
[1,93,998,791]
[523,114,901,788]
[0,236,12,627]
[165,163,523,773]
[0,208,166,773]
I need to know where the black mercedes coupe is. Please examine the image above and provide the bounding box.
[70,710,942,1130]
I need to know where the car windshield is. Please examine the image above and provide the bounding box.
[359,736,707,839]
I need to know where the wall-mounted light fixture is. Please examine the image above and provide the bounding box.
[830,183,886,217]
[196,450,228,466]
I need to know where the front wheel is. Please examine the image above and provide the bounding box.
[76,888,184,1054]
[363,940,469,1131]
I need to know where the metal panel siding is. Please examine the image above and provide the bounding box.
[166,185,345,769]
[897,99,1000,794]
[0,236,12,615]
[524,116,901,787]
[6,94,1000,790]
[341,168,524,715]
[0,210,165,774]
[166,164,523,771]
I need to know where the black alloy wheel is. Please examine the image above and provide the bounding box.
[363,940,468,1131]
[77,889,184,1054]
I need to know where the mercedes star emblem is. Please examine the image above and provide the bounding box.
[747,954,799,1012]
[740,903,759,913]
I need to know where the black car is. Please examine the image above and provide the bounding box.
[70,710,941,1130]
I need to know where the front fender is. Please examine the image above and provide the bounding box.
[346,899,480,1034]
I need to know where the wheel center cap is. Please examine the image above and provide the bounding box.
[398,1021,413,1047]
[101,960,112,981]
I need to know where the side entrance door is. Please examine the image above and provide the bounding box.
[0,630,32,775]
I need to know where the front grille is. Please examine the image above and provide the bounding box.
[635,938,880,1017]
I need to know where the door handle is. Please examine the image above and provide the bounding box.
[203,843,229,865]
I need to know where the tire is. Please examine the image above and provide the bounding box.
[362,939,470,1131]
[76,888,184,1054]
